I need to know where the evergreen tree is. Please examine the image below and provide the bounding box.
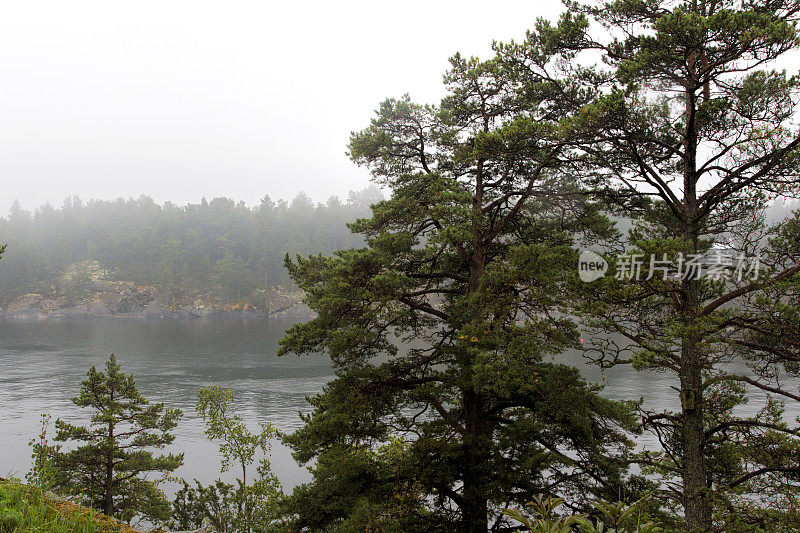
[518,0,800,529]
[52,354,183,523]
[278,41,643,532]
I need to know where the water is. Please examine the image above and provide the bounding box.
[0,319,796,495]
[0,318,332,490]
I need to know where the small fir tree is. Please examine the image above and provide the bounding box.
[51,354,183,523]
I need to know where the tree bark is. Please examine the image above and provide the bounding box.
[462,389,489,533]
[460,154,490,532]
[104,394,115,517]
[680,294,711,531]
[680,87,712,532]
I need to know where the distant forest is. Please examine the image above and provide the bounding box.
[0,186,383,305]
[0,191,795,308]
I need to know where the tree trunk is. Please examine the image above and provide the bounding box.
[104,419,114,516]
[679,253,711,530]
[462,389,489,533]
[460,157,489,532]
[243,463,250,533]
[680,319,711,531]
[680,86,711,532]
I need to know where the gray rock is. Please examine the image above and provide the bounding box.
[60,304,90,318]
[87,300,112,317]
[143,300,166,319]
[2,293,46,318]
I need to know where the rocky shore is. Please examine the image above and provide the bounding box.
[0,261,316,321]
[0,290,314,321]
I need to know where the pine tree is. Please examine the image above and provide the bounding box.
[278,42,644,532]
[520,1,800,529]
[52,354,183,523]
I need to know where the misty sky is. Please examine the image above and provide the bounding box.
[0,0,566,213]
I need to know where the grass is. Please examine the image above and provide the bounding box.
[0,479,140,533]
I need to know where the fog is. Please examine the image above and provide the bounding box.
[0,0,564,213]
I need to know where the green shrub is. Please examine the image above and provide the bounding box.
[503,495,662,533]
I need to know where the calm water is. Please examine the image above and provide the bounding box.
[0,319,795,494]
[0,318,331,490]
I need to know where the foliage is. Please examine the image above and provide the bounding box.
[168,385,285,532]
[493,0,800,529]
[503,495,662,533]
[50,355,183,523]
[196,385,276,480]
[0,188,382,305]
[279,22,647,530]
[26,413,59,492]
[286,437,432,532]
[503,496,589,533]
[578,500,663,533]
[0,479,139,533]
[58,263,94,305]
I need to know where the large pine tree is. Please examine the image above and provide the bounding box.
[522,0,800,530]
[278,48,643,532]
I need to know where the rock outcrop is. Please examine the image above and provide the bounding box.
[0,261,315,321]
[0,293,313,320]
[0,290,313,321]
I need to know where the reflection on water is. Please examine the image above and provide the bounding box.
[0,320,797,494]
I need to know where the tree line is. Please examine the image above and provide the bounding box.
[0,187,382,305]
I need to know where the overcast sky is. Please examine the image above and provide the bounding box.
[0,0,566,213]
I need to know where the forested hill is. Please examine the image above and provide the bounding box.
[0,187,382,308]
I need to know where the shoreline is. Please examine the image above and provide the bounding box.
[0,310,315,321]
[0,291,315,322]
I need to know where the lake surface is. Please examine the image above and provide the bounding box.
[0,319,331,491]
[0,319,796,495]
